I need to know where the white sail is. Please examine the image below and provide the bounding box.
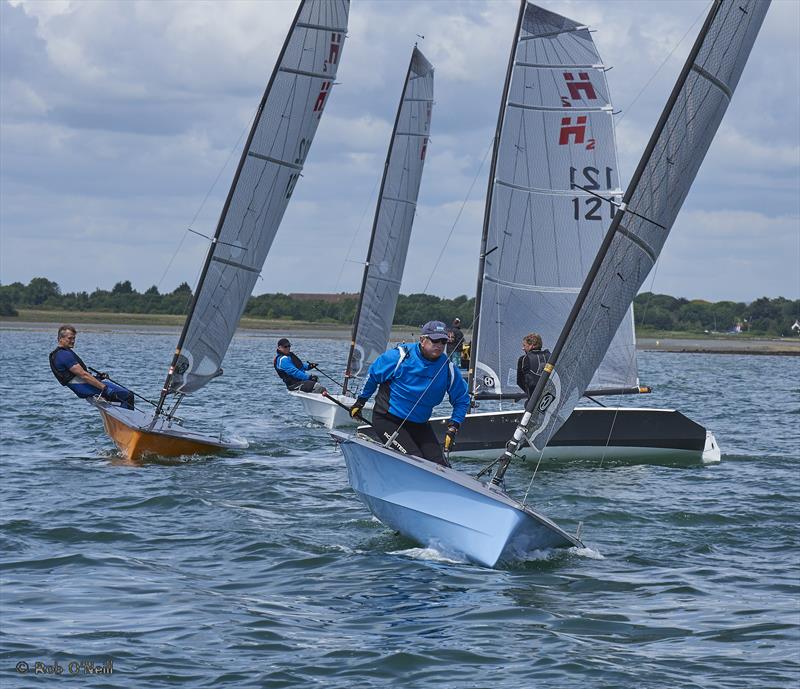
[472,3,636,400]
[170,0,349,394]
[523,0,769,452]
[345,47,434,388]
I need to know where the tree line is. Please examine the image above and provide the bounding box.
[1,278,797,336]
[633,292,798,337]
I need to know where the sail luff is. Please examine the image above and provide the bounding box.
[467,0,528,397]
[505,0,769,469]
[343,48,419,397]
[154,0,309,416]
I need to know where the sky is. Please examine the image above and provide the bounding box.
[1,0,798,304]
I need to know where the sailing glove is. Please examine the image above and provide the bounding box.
[350,398,368,419]
[97,371,109,380]
[444,421,460,452]
[307,362,318,369]
[308,375,319,382]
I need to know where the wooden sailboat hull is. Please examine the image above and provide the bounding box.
[332,431,582,568]
[288,390,373,429]
[432,407,720,464]
[90,400,247,461]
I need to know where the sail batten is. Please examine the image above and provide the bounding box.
[342,47,434,393]
[161,0,350,398]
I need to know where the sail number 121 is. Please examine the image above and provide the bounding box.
[570,166,616,221]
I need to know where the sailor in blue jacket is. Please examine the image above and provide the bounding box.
[350,321,470,466]
[273,338,326,393]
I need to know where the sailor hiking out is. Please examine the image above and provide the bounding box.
[274,338,326,393]
[350,321,470,466]
[49,324,134,409]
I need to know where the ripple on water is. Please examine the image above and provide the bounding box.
[1,334,798,688]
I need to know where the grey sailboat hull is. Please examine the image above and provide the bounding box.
[332,431,582,568]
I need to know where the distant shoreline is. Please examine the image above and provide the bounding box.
[4,312,799,355]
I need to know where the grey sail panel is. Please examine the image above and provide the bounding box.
[525,0,769,451]
[473,2,635,399]
[347,48,434,380]
[171,0,349,393]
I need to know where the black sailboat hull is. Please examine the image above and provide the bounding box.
[362,407,720,464]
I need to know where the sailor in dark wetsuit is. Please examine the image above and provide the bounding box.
[49,324,134,409]
[273,338,326,393]
[516,332,551,400]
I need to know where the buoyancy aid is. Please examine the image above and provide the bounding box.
[516,348,551,396]
[49,346,88,386]
[273,350,308,388]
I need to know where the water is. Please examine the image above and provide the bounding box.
[1,327,798,688]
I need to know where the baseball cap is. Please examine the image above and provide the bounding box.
[277,338,291,347]
[420,320,449,341]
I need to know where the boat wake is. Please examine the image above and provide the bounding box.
[388,546,468,565]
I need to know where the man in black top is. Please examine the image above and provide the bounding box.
[516,333,551,400]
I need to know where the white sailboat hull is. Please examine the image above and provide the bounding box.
[332,431,582,568]
[288,391,374,429]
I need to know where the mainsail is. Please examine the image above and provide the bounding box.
[163,0,349,398]
[470,3,636,401]
[343,47,434,393]
[513,0,769,458]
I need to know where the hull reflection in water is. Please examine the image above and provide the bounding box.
[332,431,582,568]
[91,399,247,461]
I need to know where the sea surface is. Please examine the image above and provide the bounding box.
[1,327,798,688]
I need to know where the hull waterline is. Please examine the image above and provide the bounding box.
[90,400,247,461]
[332,431,582,567]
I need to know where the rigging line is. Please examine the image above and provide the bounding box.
[155,113,255,294]
[419,136,494,297]
[332,174,382,293]
[615,0,711,125]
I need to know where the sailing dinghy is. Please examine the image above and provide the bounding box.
[488,0,768,485]
[425,0,761,464]
[94,0,350,460]
[291,46,434,428]
[336,0,767,567]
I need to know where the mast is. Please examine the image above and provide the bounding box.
[342,48,418,397]
[490,0,760,485]
[466,0,527,398]
[154,1,307,417]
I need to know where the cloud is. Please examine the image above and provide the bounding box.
[1,0,797,303]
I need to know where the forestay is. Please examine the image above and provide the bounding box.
[472,3,636,400]
[170,0,349,394]
[523,0,769,451]
[344,47,434,389]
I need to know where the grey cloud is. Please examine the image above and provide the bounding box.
[1,0,797,302]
